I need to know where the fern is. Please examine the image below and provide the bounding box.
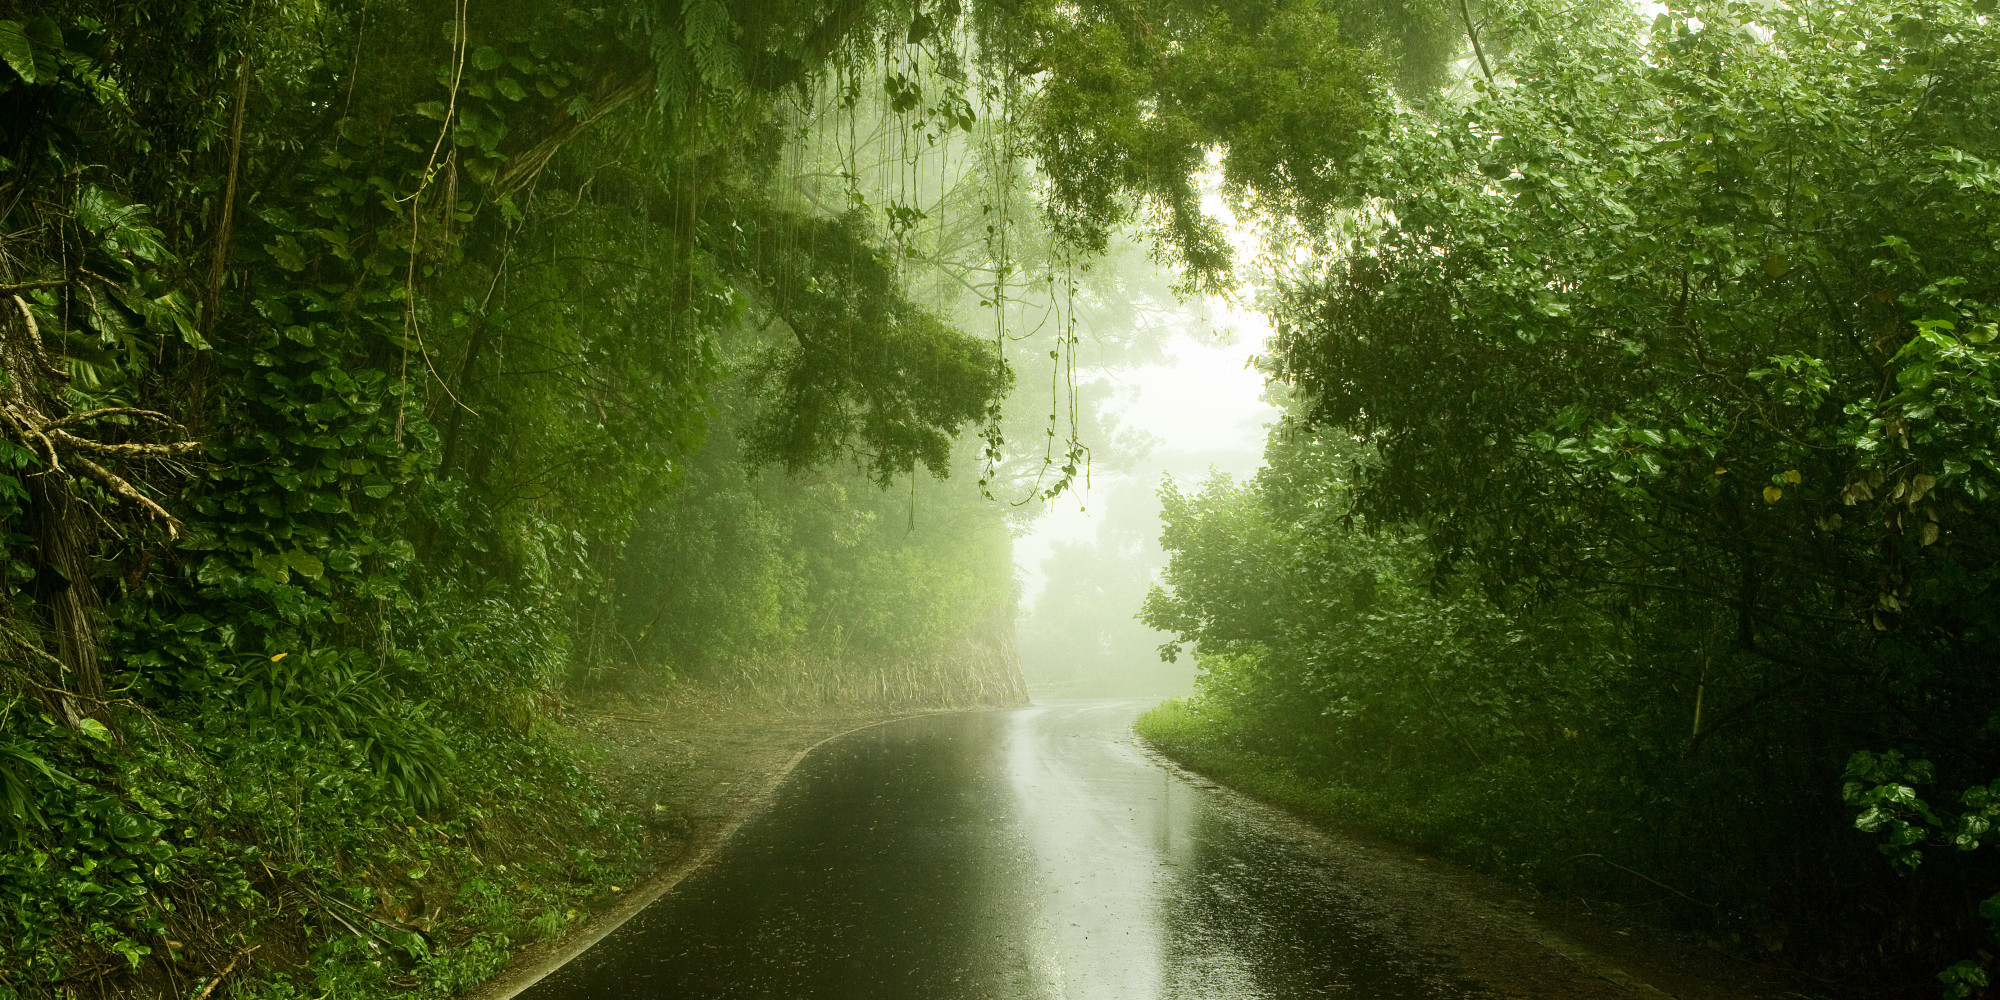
[680,0,742,93]
[652,25,693,119]
[0,739,56,837]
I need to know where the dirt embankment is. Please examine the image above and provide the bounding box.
[466,691,918,1000]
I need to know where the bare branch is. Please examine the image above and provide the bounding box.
[0,404,62,472]
[8,294,66,381]
[67,455,184,538]
[192,945,260,1000]
[38,407,188,435]
[48,429,204,459]
[206,53,253,333]
[1458,0,1495,81]
[0,619,68,674]
[493,74,653,197]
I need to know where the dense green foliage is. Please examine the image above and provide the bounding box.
[0,0,1102,992]
[7,0,1992,992]
[1140,0,2000,991]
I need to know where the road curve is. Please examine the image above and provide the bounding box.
[516,700,1672,999]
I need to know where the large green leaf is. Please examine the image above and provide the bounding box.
[0,21,33,84]
[285,549,325,581]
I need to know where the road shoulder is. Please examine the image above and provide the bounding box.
[1131,725,1828,1000]
[466,694,915,1000]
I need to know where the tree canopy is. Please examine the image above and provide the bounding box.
[1141,0,2000,990]
[4,0,1996,993]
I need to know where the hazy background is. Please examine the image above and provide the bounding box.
[1013,282,1279,700]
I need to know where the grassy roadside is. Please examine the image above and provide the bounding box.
[208,721,651,1000]
[1132,697,1693,925]
[1133,698,1852,1000]
[1134,697,1626,881]
[1131,699,1401,838]
[1134,699,1829,1000]
[129,695,895,1000]
[1134,697,1643,894]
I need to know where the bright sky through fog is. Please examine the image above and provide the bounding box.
[1013,295,1280,604]
[1014,184,1282,604]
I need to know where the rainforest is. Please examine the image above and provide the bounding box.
[0,0,1995,998]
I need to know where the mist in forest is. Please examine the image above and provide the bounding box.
[1019,478,1187,699]
[10,0,1998,994]
[1013,279,1279,699]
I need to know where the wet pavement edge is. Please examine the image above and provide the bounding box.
[467,709,961,1000]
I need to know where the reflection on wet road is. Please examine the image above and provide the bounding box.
[520,701,1499,999]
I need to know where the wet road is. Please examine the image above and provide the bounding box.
[518,702,1530,999]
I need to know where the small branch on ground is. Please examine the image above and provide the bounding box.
[192,944,259,1000]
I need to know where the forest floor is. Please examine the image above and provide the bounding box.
[466,688,909,1000]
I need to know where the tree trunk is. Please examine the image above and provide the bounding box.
[27,473,105,722]
[2,277,105,725]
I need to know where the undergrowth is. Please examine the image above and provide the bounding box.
[1136,698,1746,935]
[0,692,645,1000]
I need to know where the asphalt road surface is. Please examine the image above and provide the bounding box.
[518,701,1670,1000]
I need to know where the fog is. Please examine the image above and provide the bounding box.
[1016,306,1279,700]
